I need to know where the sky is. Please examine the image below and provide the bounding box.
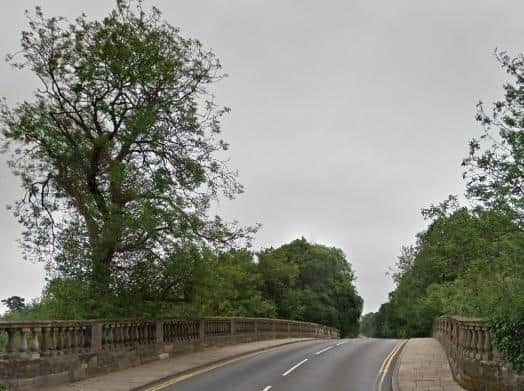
[1,0,524,315]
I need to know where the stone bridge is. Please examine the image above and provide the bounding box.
[0,316,338,389]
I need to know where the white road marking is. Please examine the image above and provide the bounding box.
[282,358,308,376]
[336,340,348,346]
[262,386,272,391]
[314,345,335,355]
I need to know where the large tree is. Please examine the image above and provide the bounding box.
[463,51,524,225]
[1,1,253,314]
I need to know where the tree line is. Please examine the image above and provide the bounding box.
[0,1,362,337]
[361,51,524,369]
[3,238,362,337]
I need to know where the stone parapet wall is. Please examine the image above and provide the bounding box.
[433,316,523,391]
[0,316,338,390]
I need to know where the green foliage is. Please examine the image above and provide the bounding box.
[196,250,277,317]
[490,316,524,370]
[0,0,254,318]
[258,238,363,337]
[464,51,524,224]
[2,240,359,333]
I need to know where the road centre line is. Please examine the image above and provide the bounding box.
[314,345,335,355]
[145,344,292,391]
[336,340,348,346]
[262,386,272,391]
[282,358,308,376]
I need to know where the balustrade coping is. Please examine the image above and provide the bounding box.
[0,316,337,332]
[436,315,487,324]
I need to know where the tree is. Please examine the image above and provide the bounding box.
[258,238,363,337]
[1,1,254,315]
[1,296,25,311]
[463,51,524,225]
[197,250,277,317]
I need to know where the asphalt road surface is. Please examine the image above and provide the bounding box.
[147,338,404,391]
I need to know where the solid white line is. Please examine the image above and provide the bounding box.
[262,386,272,391]
[282,358,308,376]
[315,346,335,355]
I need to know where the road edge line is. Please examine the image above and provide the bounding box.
[391,339,409,391]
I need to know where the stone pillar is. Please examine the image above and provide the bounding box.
[155,320,164,344]
[230,319,236,340]
[90,323,103,352]
[199,319,206,346]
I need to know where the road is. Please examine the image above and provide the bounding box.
[146,338,404,391]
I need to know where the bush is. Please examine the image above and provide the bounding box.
[490,316,524,370]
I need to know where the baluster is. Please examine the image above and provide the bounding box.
[49,327,58,356]
[457,326,463,355]
[117,324,123,348]
[105,325,113,350]
[125,324,132,346]
[41,327,50,356]
[470,326,477,358]
[114,324,120,348]
[120,324,127,347]
[123,324,129,346]
[462,326,468,356]
[470,326,476,359]
[69,327,77,353]
[77,326,85,352]
[463,326,469,357]
[31,327,41,358]
[476,326,484,360]
[60,327,68,354]
[139,323,145,344]
[484,328,493,361]
[136,324,142,344]
[6,328,17,356]
[76,326,84,352]
[19,327,29,355]
[135,323,140,344]
[128,324,134,345]
[142,324,147,343]
[67,327,74,354]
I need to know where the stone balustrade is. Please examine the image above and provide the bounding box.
[433,316,523,391]
[0,316,338,390]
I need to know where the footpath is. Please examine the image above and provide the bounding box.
[394,338,465,391]
[43,338,311,391]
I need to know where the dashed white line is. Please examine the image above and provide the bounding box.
[282,358,308,376]
[262,386,272,391]
[314,346,335,355]
[336,340,348,346]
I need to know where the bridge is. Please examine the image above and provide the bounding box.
[0,316,522,390]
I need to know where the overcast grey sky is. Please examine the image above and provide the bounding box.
[1,0,524,315]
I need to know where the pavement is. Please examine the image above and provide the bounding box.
[394,338,465,391]
[43,338,404,391]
